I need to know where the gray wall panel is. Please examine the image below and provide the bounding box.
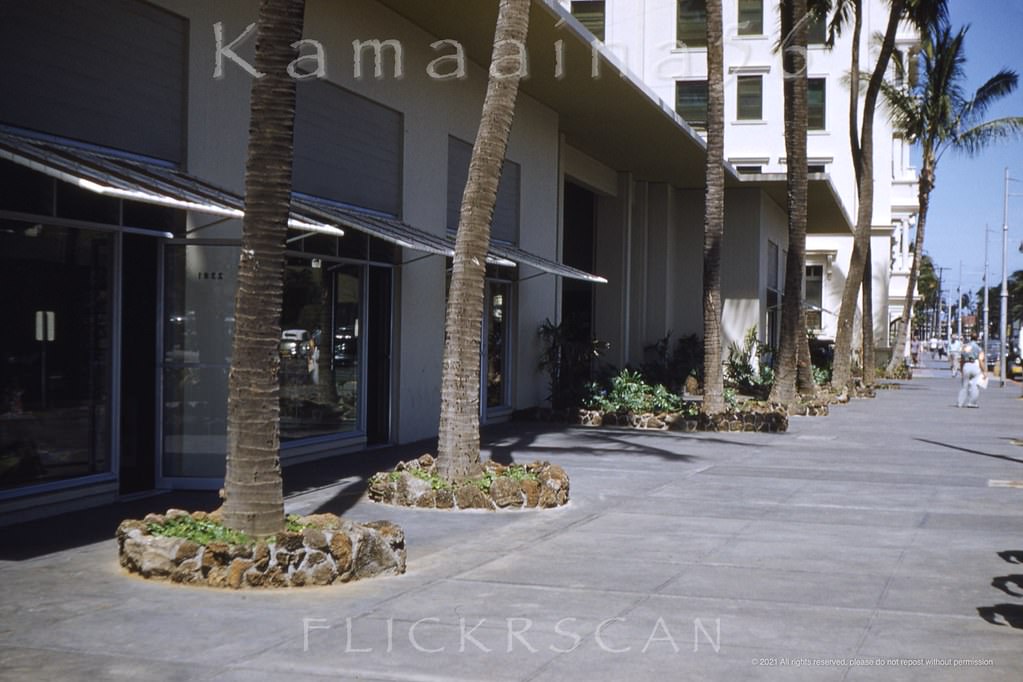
[0,0,187,162]
[447,136,520,245]
[293,80,402,216]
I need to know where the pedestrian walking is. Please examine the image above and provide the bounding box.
[957,332,987,408]
[948,334,962,376]
[911,338,920,366]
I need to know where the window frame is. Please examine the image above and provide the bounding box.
[571,0,606,41]
[675,79,709,129]
[676,0,707,49]
[737,0,763,36]
[807,77,826,130]
[736,75,763,121]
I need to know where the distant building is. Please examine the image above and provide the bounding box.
[560,0,922,351]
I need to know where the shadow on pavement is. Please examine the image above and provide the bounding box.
[991,575,1023,598]
[915,438,1023,465]
[998,550,1023,564]
[977,605,1023,629]
[0,490,220,561]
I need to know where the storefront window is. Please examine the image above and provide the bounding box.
[279,259,362,440]
[0,221,113,489]
[485,280,512,412]
[162,241,238,479]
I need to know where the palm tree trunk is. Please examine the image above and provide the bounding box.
[831,0,904,389]
[436,0,530,480]
[222,0,306,537]
[861,243,876,384]
[889,157,935,371]
[769,0,809,406]
[701,0,726,415]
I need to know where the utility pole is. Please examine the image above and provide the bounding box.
[934,266,948,342]
[983,225,990,345]
[956,260,962,338]
[1001,169,1022,387]
[1001,168,1009,387]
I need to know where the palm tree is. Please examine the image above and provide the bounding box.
[885,22,1023,372]
[221,0,306,537]
[829,0,946,389]
[700,0,726,414]
[769,0,815,405]
[435,0,531,480]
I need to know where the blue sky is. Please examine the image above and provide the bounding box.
[919,0,1023,303]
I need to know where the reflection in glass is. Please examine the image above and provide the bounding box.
[486,281,511,410]
[279,259,361,440]
[161,242,238,478]
[0,222,112,489]
[162,365,229,478]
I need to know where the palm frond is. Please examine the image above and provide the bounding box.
[904,0,948,33]
[822,0,852,47]
[963,70,1020,123]
[952,116,1023,156]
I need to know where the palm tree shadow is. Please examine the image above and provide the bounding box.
[977,604,1023,629]
[991,576,1023,598]
[997,550,1023,564]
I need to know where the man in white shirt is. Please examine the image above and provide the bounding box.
[948,335,962,376]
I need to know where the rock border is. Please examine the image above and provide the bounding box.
[578,405,789,432]
[117,510,406,589]
[368,455,569,510]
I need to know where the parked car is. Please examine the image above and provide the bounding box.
[984,339,1000,372]
[1008,341,1022,379]
[279,329,310,358]
[333,324,357,366]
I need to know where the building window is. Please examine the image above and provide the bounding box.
[675,80,708,128]
[571,1,605,41]
[807,164,826,174]
[736,165,762,174]
[807,12,826,45]
[805,264,824,330]
[808,78,826,130]
[737,0,763,35]
[1,222,114,489]
[737,75,763,121]
[677,0,707,48]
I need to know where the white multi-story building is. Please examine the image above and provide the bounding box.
[562,0,921,349]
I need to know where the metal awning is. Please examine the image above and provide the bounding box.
[291,194,514,266]
[1,130,606,283]
[488,242,608,283]
[0,129,341,236]
[295,195,605,282]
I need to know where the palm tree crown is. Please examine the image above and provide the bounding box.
[883,19,1023,372]
[882,22,1023,175]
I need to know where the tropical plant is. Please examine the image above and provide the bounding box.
[701,0,726,414]
[827,0,947,389]
[885,22,1023,371]
[221,0,306,537]
[584,370,687,415]
[725,327,775,396]
[435,0,531,481]
[538,319,608,410]
[640,332,704,393]
[770,0,816,406]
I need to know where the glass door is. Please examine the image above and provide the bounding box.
[483,279,513,419]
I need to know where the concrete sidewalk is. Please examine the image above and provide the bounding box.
[2,368,1022,681]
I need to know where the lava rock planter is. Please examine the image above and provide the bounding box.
[578,404,789,433]
[368,455,569,510]
[117,510,406,589]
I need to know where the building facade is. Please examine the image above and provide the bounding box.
[4,0,836,521]
[563,0,921,350]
